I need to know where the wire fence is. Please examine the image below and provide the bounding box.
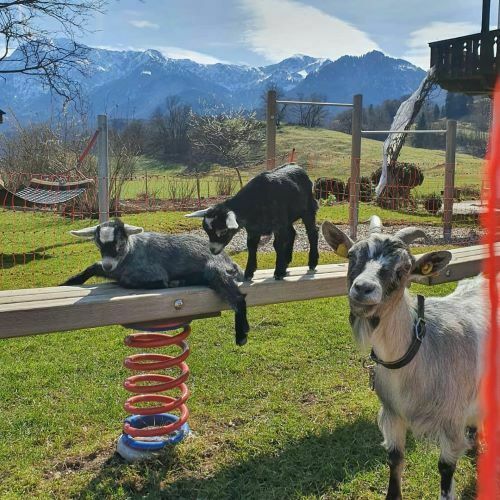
[0,150,484,290]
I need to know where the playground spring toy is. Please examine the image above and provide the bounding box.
[117,319,192,461]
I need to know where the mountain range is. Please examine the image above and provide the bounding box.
[0,42,427,123]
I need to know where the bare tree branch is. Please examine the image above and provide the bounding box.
[0,0,106,103]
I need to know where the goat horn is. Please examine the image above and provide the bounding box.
[394,227,427,245]
[368,215,383,234]
[185,208,210,218]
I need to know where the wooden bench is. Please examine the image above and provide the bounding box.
[0,245,487,340]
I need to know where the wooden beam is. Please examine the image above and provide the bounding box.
[482,0,491,33]
[0,245,487,340]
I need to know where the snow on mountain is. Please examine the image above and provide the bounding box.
[0,43,427,123]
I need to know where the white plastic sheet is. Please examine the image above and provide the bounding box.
[376,68,436,196]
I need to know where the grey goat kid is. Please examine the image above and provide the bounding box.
[62,219,250,346]
[322,216,486,500]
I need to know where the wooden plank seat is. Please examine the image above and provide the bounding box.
[0,245,487,340]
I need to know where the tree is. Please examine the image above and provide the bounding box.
[433,104,441,121]
[188,111,265,186]
[292,93,327,128]
[146,97,191,161]
[412,112,428,148]
[445,93,471,119]
[0,1,106,103]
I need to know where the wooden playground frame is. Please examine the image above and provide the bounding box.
[265,91,459,241]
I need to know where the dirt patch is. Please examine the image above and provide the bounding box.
[44,444,117,480]
[119,196,226,214]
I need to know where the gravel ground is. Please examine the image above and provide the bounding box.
[188,222,483,254]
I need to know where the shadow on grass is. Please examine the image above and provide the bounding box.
[80,418,399,499]
[0,242,76,268]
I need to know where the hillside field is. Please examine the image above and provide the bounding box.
[121,126,483,202]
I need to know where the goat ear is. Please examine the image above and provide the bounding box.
[411,251,452,277]
[226,211,239,229]
[70,226,98,239]
[185,208,210,218]
[124,224,143,236]
[321,221,353,257]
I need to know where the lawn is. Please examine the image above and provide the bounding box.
[275,125,484,197]
[117,125,484,203]
[0,208,478,499]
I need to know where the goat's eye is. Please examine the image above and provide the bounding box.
[216,229,228,237]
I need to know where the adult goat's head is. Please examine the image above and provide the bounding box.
[185,204,239,255]
[322,216,451,317]
[70,218,143,272]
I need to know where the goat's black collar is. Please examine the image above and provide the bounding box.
[369,295,426,370]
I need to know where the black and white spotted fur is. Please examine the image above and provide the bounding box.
[322,216,486,500]
[186,164,319,280]
[62,219,250,345]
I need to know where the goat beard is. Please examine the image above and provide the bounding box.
[349,300,379,319]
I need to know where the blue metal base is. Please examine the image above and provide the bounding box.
[117,413,190,461]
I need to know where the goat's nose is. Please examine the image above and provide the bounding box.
[102,264,112,272]
[353,281,375,296]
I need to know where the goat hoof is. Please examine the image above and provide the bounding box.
[244,275,253,282]
[236,336,247,346]
[274,271,288,280]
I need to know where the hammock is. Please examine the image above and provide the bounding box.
[5,129,100,206]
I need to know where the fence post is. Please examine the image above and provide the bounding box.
[97,114,109,223]
[266,90,277,170]
[443,119,457,241]
[349,94,363,239]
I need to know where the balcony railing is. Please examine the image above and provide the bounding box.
[429,29,499,93]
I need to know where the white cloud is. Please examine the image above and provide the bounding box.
[94,43,225,65]
[129,20,160,29]
[240,0,379,62]
[155,46,226,64]
[404,21,478,69]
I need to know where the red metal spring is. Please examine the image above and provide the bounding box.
[122,322,191,439]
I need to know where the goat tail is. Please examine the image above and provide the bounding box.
[204,264,249,346]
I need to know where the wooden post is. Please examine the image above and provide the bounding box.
[349,94,362,239]
[482,0,491,32]
[443,119,457,241]
[266,90,277,170]
[97,114,109,223]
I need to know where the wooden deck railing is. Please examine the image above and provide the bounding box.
[429,29,499,93]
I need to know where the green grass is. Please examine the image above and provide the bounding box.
[0,210,477,499]
[275,125,483,196]
[118,125,484,204]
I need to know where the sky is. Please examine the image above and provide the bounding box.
[82,0,499,69]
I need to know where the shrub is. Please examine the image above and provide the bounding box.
[314,177,346,201]
[346,176,373,202]
[459,184,481,200]
[372,162,424,209]
[214,174,237,197]
[423,193,442,214]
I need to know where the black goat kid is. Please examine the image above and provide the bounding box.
[186,164,319,280]
[61,219,250,345]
